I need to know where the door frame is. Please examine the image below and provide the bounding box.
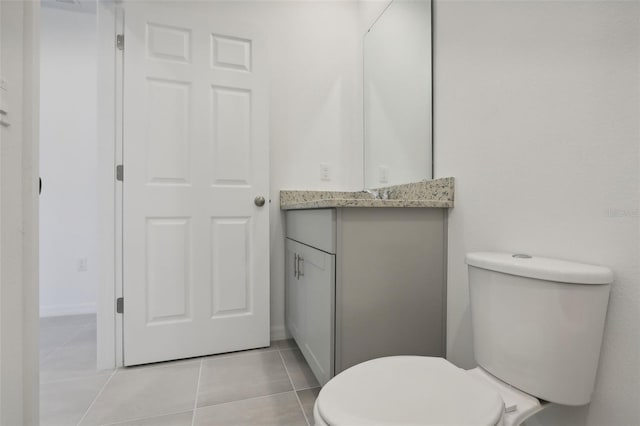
[96,0,124,369]
[0,2,120,421]
[1,0,40,423]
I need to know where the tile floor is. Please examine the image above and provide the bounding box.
[40,315,321,426]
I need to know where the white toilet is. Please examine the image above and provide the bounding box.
[313,251,613,426]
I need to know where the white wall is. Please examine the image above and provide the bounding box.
[212,1,364,339]
[39,6,98,316]
[434,1,639,425]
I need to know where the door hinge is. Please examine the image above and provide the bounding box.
[116,34,124,51]
[116,297,124,314]
[116,164,124,181]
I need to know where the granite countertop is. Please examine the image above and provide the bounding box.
[280,177,454,210]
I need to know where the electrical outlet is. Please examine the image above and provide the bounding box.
[320,162,331,181]
[77,258,88,272]
[378,165,389,183]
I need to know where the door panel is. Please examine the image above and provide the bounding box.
[146,23,191,63]
[210,217,250,317]
[146,218,191,324]
[122,2,269,365]
[211,34,251,71]
[210,86,252,186]
[145,79,190,184]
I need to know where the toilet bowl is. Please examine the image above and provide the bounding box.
[313,356,547,426]
[313,252,612,426]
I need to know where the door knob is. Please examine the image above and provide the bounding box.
[254,196,266,207]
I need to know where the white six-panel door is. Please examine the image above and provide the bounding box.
[122,2,269,365]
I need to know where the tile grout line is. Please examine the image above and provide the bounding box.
[40,321,104,385]
[42,356,195,387]
[292,385,319,393]
[122,358,202,374]
[277,348,311,426]
[76,368,117,426]
[41,372,114,386]
[191,358,204,426]
[195,388,298,411]
[40,322,93,364]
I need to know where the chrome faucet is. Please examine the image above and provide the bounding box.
[363,189,391,200]
[363,189,379,199]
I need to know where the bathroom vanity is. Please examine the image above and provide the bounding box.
[281,178,453,385]
[281,0,444,387]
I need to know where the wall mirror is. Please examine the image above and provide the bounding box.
[363,0,432,188]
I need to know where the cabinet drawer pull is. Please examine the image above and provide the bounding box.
[294,253,298,279]
[297,255,304,278]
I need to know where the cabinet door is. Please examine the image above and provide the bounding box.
[298,244,334,386]
[285,239,304,344]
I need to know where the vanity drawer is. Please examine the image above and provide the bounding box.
[285,209,336,254]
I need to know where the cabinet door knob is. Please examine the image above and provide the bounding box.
[254,196,266,207]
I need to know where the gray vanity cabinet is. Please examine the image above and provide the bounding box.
[285,207,445,385]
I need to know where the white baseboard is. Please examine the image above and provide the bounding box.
[270,324,290,341]
[40,302,97,318]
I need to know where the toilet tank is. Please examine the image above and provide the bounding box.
[466,252,613,406]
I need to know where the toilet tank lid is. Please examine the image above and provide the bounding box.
[465,252,614,285]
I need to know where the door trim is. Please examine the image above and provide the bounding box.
[2,0,41,422]
[96,1,124,369]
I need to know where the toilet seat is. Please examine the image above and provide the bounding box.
[316,356,505,426]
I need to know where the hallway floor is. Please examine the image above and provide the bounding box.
[40,315,320,426]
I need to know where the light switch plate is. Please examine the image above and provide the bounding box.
[378,165,389,183]
[320,162,331,181]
